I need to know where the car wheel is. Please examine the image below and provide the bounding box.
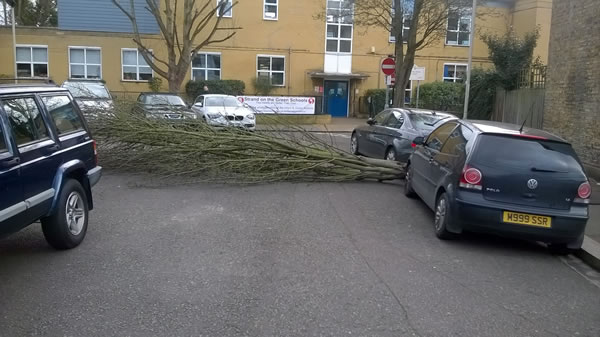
[351,133,359,155]
[385,147,397,161]
[41,179,89,250]
[404,165,417,198]
[434,192,458,240]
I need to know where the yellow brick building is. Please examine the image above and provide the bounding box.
[0,0,552,117]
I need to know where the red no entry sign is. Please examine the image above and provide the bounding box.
[381,58,396,75]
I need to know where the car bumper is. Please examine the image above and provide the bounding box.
[87,166,102,187]
[206,119,256,130]
[455,191,588,246]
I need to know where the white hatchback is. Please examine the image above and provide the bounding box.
[192,94,256,130]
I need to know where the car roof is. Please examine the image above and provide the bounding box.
[463,120,567,143]
[0,84,68,96]
[389,108,456,119]
[62,80,106,86]
[202,94,233,97]
[139,92,182,96]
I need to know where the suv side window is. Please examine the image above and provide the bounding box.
[426,122,457,152]
[42,95,84,135]
[441,124,473,156]
[2,97,50,146]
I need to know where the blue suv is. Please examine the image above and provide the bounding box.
[0,85,102,249]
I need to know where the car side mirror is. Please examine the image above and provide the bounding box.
[367,118,375,125]
[412,136,425,147]
[194,102,203,108]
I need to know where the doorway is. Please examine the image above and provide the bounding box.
[323,80,349,117]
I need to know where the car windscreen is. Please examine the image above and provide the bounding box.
[205,96,242,107]
[63,83,111,99]
[409,114,450,132]
[143,95,186,106]
[471,134,581,173]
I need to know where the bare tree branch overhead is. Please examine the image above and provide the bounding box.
[111,0,241,93]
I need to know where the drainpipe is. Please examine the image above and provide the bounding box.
[462,0,477,119]
[287,47,291,95]
[11,3,16,83]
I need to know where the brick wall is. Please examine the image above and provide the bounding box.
[544,0,600,169]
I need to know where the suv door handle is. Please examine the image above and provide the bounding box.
[0,157,20,168]
[47,144,60,152]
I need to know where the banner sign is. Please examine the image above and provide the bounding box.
[238,96,316,115]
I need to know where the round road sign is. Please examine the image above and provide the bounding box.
[381,58,396,75]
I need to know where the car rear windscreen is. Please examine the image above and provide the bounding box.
[409,114,451,131]
[472,134,581,173]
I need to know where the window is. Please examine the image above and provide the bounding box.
[426,122,457,152]
[443,64,467,83]
[69,47,102,79]
[374,110,392,125]
[16,46,48,78]
[441,125,472,156]
[42,96,84,135]
[389,16,411,43]
[0,124,6,153]
[257,55,285,86]
[264,0,278,20]
[217,0,232,17]
[2,97,49,146]
[446,10,471,46]
[326,0,353,53]
[191,53,221,81]
[383,111,404,129]
[122,49,153,81]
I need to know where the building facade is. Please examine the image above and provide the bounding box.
[543,0,599,171]
[0,0,551,117]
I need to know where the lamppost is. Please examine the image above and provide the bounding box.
[463,0,477,119]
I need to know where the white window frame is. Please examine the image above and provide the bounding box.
[263,0,278,20]
[325,0,354,54]
[256,54,285,87]
[216,0,232,18]
[121,48,153,82]
[68,46,102,80]
[445,9,471,46]
[389,16,411,43]
[443,63,468,83]
[15,44,49,79]
[191,52,222,81]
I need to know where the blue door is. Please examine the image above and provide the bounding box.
[324,81,349,117]
[0,107,24,234]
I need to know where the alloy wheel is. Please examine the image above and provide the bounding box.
[65,192,86,236]
[434,197,447,232]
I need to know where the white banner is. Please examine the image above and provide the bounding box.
[238,96,316,115]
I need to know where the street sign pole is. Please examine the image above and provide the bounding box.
[463,0,477,119]
[381,57,396,108]
[384,80,390,108]
[416,80,421,108]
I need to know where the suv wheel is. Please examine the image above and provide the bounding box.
[404,165,416,198]
[434,192,458,240]
[42,179,89,250]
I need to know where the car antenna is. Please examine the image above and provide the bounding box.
[519,102,536,133]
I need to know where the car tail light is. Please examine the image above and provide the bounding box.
[459,165,482,191]
[411,142,416,148]
[577,181,592,199]
[93,140,98,166]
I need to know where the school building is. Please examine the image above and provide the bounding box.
[0,0,552,117]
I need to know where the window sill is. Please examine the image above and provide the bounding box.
[445,43,470,47]
[263,17,278,21]
[121,79,151,83]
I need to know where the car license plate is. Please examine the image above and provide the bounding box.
[503,211,551,228]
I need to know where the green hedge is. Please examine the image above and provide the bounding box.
[365,89,387,114]
[185,80,246,100]
[418,81,464,112]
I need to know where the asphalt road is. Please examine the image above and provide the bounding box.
[1,135,600,337]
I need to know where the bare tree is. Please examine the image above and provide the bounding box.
[322,0,473,107]
[112,0,240,93]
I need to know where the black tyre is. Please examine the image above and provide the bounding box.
[351,133,359,155]
[41,179,89,250]
[385,147,397,161]
[434,192,458,240]
[548,243,575,256]
[404,165,417,198]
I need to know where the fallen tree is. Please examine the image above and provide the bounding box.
[93,111,406,184]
